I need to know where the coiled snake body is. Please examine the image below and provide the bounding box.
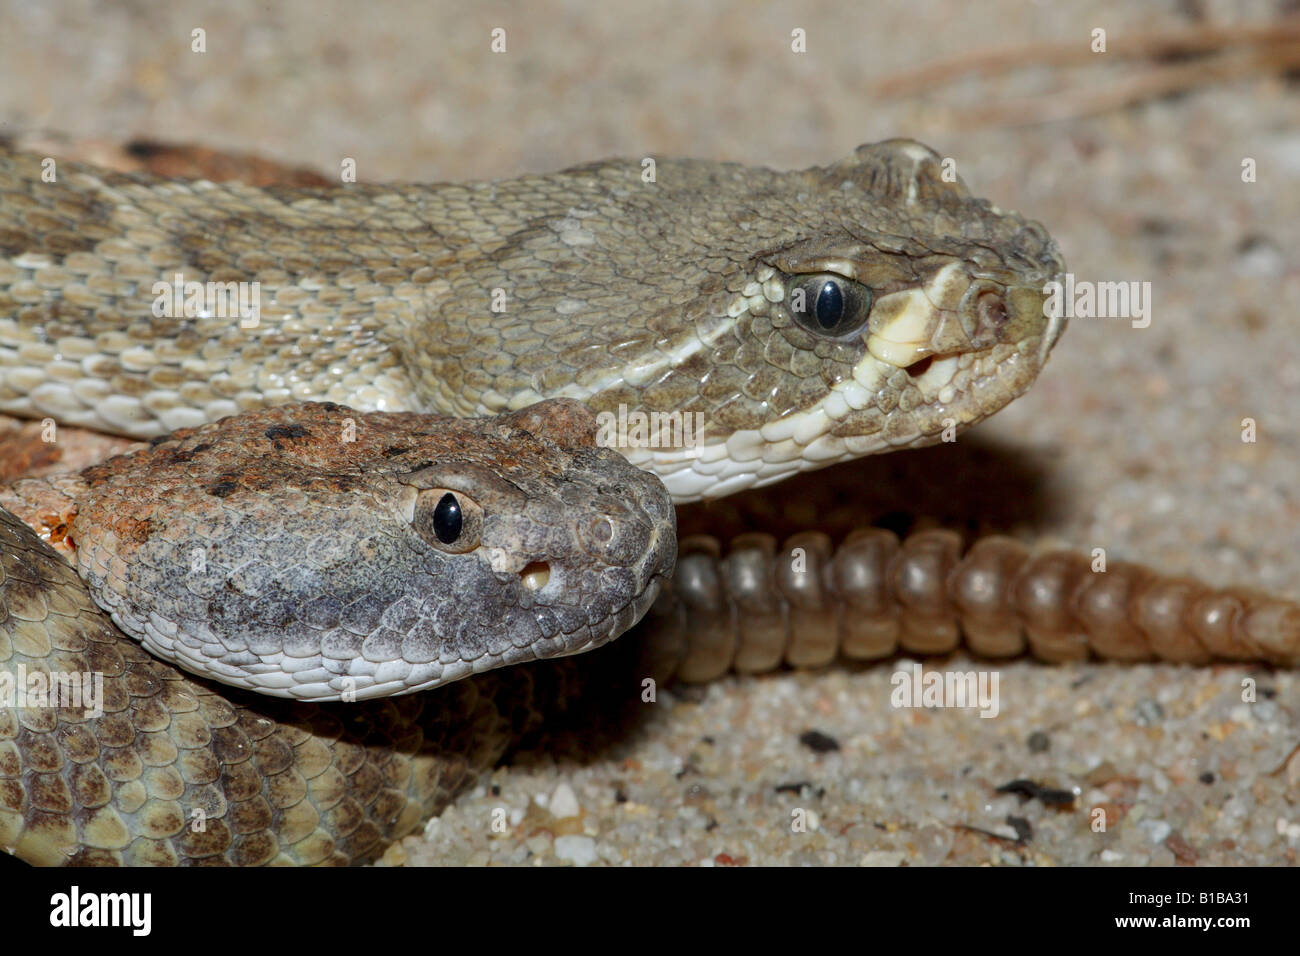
[0,141,1295,865]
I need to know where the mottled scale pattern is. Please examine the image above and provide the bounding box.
[0,141,1066,502]
[0,398,676,865]
[2,400,675,701]
[638,529,1300,684]
[0,504,528,865]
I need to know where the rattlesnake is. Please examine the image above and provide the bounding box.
[0,141,1295,865]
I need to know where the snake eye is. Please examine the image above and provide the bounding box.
[788,273,873,339]
[432,493,462,543]
[411,489,483,553]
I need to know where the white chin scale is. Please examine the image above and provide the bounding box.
[624,334,1035,504]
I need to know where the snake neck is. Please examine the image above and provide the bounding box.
[2,144,1065,505]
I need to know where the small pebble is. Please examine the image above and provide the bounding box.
[1006,816,1033,843]
[1252,700,1278,722]
[799,729,841,753]
[1134,699,1165,726]
[1139,819,1172,844]
[1233,234,1284,277]
[1085,761,1122,786]
[554,835,597,866]
[550,782,581,819]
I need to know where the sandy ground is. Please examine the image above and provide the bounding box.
[1,0,1297,865]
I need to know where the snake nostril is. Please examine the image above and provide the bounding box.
[580,515,615,550]
[977,290,1009,330]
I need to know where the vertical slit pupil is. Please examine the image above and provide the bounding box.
[433,492,462,543]
[815,280,843,329]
